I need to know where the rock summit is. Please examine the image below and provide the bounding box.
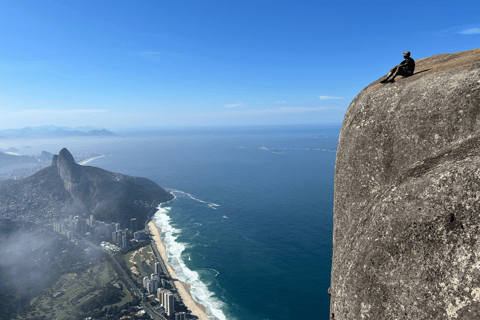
[330,48,480,319]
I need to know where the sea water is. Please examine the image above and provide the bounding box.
[50,125,339,320]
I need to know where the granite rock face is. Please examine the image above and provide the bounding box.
[330,48,480,319]
[54,148,174,227]
[0,148,173,227]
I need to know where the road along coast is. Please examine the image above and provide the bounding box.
[147,221,213,320]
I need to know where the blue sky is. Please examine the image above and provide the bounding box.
[0,0,478,130]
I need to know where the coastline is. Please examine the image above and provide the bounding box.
[147,220,213,320]
[78,155,105,165]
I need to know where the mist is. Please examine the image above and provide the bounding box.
[0,218,105,320]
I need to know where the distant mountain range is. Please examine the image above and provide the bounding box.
[0,150,37,166]
[0,126,116,139]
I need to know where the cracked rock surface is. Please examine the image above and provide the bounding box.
[330,47,480,319]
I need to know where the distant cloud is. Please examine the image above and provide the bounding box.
[167,106,347,126]
[7,109,110,117]
[319,95,342,100]
[190,106,344,118]
[273,106,335,114]
[276,100,287,104]
[223,102,244,108]
[0,105,347,130]
[436,25,480,36]
[460,28,480,35]
[0,109,111,129]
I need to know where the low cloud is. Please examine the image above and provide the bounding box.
[171,106,347,126]
[223,102,244,108]
[184,106,344,118]
[4,108,109,117]
[436,25,480,36]
[460,28,480,35]
[0,105,347,130]
[273,106,334,114]
[0,109,111,129]
[319,95,342,100]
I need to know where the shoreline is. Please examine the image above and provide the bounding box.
[78,155,105,165]
[147,220,213,320]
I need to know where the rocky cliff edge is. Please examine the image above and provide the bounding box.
[330,48,480,319]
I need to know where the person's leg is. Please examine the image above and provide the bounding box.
[381,66,399,83]
[389,66,402,81]
[390,68,411,82]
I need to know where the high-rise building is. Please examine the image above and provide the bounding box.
[115,223,120,232]
[143,276,150,289]
[90,214,94,222]
[155,262,161,274]
[161,290,170,307]
[148,279,159,294]
[165,292,175,317]
[131,218,137,233]
[116,231,123,246]
[157,288,165,304]
[175,312,186,320]
[112,231,117,243]
[160,290,171,309]
[122,234,127,248]
[151,273,160,281]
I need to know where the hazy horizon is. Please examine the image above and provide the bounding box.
[0,123,343,133]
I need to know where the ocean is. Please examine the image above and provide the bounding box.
[24,125,339,320]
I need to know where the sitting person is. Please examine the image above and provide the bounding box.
[381,51,415,83]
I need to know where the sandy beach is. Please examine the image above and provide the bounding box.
[147,221,213,320]
[78,155,105,165]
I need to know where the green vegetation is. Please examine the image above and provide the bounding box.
[16,261,133,320]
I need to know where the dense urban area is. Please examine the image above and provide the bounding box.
[0,148,194,320]
[2,212,195,320]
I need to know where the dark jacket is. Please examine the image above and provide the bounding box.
[400,57,415,73]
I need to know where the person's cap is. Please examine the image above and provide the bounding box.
[403,51,411,56]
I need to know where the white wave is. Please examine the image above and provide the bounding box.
[153,205,227,320]
[166,188,220,210]
[210,268,220,278]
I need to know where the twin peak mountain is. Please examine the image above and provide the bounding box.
[52,148,174,226]
[0,148,173,228]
